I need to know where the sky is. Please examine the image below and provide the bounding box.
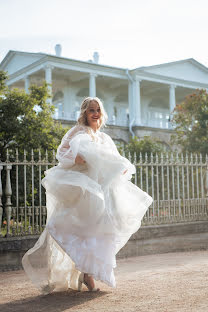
[0,0,208,69]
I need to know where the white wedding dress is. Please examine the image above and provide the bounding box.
[22,125,153,294]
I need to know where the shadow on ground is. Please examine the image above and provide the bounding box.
[0,289,108,312]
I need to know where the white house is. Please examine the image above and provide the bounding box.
[1,45,208,145]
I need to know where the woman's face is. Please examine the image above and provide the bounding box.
[86,101,101,131]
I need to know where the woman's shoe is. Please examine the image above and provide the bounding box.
[41,282,55,295]
[78,272,100,292]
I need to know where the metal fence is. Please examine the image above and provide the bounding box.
[0,149,208,237]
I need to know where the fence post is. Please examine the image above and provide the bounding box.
[5,165,12,237]
[0,165,3,236]
[205,155,208,197]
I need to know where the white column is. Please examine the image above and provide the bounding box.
[24,76,30,94]
[169,84,176,113]
[45,65,53,104]
[128,81,133,124]
[132,78,141,126]
[63,85,71,119]
[89,73,97,97]
[106,98,115,124]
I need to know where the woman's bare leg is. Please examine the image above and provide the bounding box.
[84,274,100,291]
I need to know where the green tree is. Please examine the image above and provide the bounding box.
[171,89,208,154]
[125,136,165,155]
[117,136,166,159]
[0,71,69,226]
[0,70,67,158]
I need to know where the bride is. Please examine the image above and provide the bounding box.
[22,97,153,294]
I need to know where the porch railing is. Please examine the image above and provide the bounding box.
[0,150,207,237]
[143,111,173,130]
[53,110,175,129]
[53,111,129,127]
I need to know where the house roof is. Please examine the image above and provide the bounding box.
[135,58,208,74]
[1,50,208,74]
[0,50,46,70]
[1,50,208,89]
[0,49,126,72]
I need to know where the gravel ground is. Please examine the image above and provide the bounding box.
[0,250,208,312]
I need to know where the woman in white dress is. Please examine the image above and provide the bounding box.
[22,97,153,294]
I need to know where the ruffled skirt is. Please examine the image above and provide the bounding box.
[22,142,153,294]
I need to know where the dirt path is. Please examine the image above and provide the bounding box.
[1,250,208,312]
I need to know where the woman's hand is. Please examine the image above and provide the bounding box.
[75,155,86,165]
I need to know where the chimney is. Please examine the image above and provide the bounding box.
[55,44,62,57]
[93,51,99,63]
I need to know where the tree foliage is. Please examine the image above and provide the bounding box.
[171,89,208,154]
[0,70,67,159]
[117,136,165,157]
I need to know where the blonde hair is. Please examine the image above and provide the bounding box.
[77,97,108,129]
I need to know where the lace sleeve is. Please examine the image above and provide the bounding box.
[56,125,86,168]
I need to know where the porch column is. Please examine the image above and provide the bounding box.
[128,81,133,124]
[132,78,141,126]
[24,76,30,94]
[169,84,176,113]
[89,73,97,97]
[45,65,53,104]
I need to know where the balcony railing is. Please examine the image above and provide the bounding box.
[143,111,172,129]
[53,111,129,127]
[53,111,173,129]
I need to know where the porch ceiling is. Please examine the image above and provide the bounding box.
[141,80,196,101]
[29,67,127,86]
[141,80,167,96]
[13,67,197,102]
